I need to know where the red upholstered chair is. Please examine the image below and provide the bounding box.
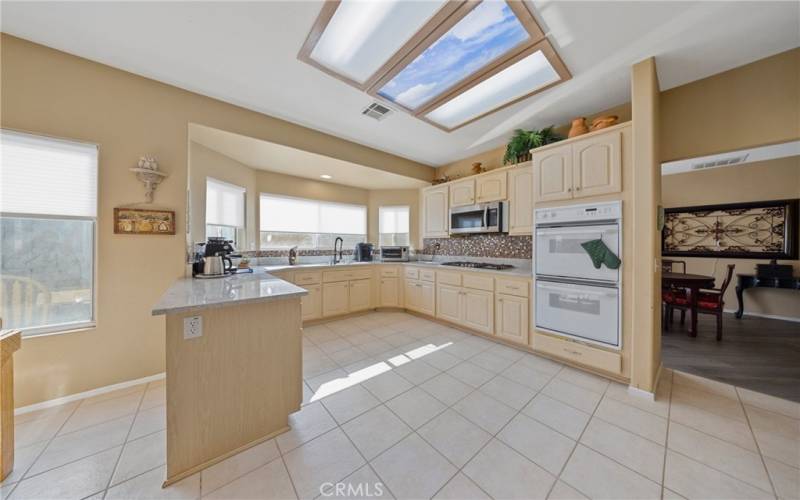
[664,264,735,340]
[662,259,688,327]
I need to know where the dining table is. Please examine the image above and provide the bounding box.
[662,272,716,336]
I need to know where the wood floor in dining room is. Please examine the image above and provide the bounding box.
[662,312,800,402]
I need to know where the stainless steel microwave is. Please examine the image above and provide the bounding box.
[450,201,508,235]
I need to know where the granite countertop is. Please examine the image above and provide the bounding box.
[152,269,307,316]
[262,260,533,278]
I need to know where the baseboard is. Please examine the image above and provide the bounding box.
[627,384,656,401]
[722,308,800,323]
[15,372,165,416]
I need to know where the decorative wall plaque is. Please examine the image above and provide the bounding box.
[114,208,176,235]
[662,199,798,259]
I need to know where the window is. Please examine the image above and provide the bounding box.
[206,178,245,246]
[299,0,569,131]
[0,130,97,336]
[379,206,410,246]
[259,194,366,250]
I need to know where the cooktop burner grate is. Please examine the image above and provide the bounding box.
[440,261,514,270]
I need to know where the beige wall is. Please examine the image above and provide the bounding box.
[662,157,800,320]
[0,34,433,407]
[660,48,800,162]
[367,190,420,248]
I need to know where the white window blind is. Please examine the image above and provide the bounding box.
[379,205,410,246]
[1,129,98,217]
[260,194,366,235]
[206,178,245,228]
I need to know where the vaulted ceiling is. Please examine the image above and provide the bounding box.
[2,1,798,166]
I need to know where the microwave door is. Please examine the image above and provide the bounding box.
[451,209,485,234]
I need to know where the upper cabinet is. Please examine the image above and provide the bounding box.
[533,127,623,203]
[475,171,507,203]
[449,179,475,207]
[508,165,534,235]
[422,184,449,238]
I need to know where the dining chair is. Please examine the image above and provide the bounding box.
[0,275,51,329]
[664,264,735,340]
[662,259,687,273]
[662,259,688,327]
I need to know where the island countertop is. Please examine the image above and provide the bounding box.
[152,269,307,316]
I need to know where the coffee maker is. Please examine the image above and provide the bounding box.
[192,237,241,276]
[354,243,374,262]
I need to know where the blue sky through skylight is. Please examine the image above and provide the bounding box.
[378,1,529,110]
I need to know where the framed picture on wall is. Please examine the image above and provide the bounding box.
[114,208,176,235]
[662,199,799,259]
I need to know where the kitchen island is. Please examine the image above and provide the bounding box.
[152,271,307,486]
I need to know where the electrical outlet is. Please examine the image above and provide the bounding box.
[184,316,202,339]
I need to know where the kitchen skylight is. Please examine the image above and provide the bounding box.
[377,1,530,110]
[299,0,570,131]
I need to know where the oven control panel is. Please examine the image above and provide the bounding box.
[535,201,622,225]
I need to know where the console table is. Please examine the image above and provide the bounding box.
[735,274,800,318]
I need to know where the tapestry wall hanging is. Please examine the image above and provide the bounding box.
[662,199,798,259]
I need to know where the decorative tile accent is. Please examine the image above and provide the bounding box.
[421,235,532,259]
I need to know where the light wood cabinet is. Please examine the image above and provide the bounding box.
[475,171,507,203]
[533,332,622,375]
[495,294,528,345]
[301,284,322,321]
[422,185,449,238]
[405,279,435,316]
[349,279,371,312]
[379,277,400,307]
[322,282,349,317]
[449,179,475,207]
[404,280,419,311]
[462,289,494,334]
[508,166,534,235]
[572,130,621,198]
[533,129,622,203]
[436,284,462,324]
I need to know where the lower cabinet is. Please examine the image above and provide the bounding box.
[495,293,529,344]
[436,284,494,334]
[405,279,434,316]
[379,277,400,307]
[301,284,322,321]
[349,279,371,312]
[322,281,349,317]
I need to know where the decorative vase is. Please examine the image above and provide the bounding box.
[471,162,484,175]
[591,115,618,131]
[568,117,589,138]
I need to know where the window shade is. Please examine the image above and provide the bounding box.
[379,206,410,234]
[1,129,98,217]
[260,194,366,235]
[206,178,245,227]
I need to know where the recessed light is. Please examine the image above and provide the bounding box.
[320,174,332,179]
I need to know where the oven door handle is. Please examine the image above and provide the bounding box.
[537,282,618,297]
[536,226,618,237]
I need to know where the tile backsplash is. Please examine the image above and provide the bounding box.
[420,234,532,259]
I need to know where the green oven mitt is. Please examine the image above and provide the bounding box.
[580,239,621,270]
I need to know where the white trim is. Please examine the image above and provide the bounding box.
[14,372,165,416]
[723,308,800,323]
[627,384,656,402]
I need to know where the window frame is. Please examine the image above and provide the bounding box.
[378,205,411,247]
[0,130,99,338]
[298,0,570,132]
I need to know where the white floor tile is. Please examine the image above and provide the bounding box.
[111,430,166,486]
[1,441,46,485]
[204,457,296,500]
[671,384,747,423]
[342,406,411,460]
[420,373,473,406]
[385,387,446,430]
[522,394,591,440]
[664,450,773,499]
[446,362,495,388]
[320,385,380,425]
[283,429,365,500]
[371,433,457,500]
[580,418,664,483]
[433,472,490,500]
[541,379,603,414]
[276,402,337,454]
[669,399,757,451]
[547,480,588,499]
[595,397,668,444]
[59,392,143,435]
[604,382,670,418]
[498,413,575,475]
[393,359,441,385]
[463,439,555,500]
[764,457,800,500]
[422,350,462,372]
[419,409,492,467]
[106,465,199,500]
[557,367,610,394]
[140,383,166,411]
[200,439,280,495]
[478,375,538,411]
[501,362,553,391]
[737,388,800,420]
[561,445,661,500]
[128,404,166,440]
[361,372,413,402]
[320,464,393,499]
[453,391,516,434]
[468,351,515,373]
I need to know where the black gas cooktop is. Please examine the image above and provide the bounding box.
[441,261,514,270]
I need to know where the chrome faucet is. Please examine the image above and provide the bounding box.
[333,236,344,264]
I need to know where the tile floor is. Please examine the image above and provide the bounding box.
[2,311,798,500]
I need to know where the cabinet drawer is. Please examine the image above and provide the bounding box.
[323,268,372,283]
[270,271,293,283]
[533,333,621,375]
[404,267,420,280]
[462,274,494,292]
[294,271,321,285]
[437,271,462,286]
[420,269,436,282]
[496,278,529,297]
[380,267,399,278]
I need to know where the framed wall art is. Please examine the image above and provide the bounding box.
[662,199,799,259]
[114,208,176,235]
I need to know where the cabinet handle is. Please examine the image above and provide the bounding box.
[575,186,582,191]
[567,188,572,192]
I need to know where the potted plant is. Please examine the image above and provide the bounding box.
[502,126,563,165]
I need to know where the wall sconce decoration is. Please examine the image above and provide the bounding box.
[130,155,168,203]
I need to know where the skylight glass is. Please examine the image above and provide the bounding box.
[425,50,560,129]
[377,1,530,110]
[310,0,446,84]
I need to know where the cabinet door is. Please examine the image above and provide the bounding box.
[572,130,621,198]
[475,171,507,203]
[322,282,349,317]
[422,185,449,238]
[404,279,419,312]
[379,277,399,307]
[436,284,462,323]
[462,289,494,334]
[534,143,573,202]
[301,284,322,321]
[495,294,529,345]
[349,279,371,312]
[508,166,534,235]
[449,179,475,207]
[419,282,436,317]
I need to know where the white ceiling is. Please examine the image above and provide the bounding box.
[2,1,798,167]
[189,124,429,190]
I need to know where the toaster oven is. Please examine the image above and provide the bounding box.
[380,246,409,262]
